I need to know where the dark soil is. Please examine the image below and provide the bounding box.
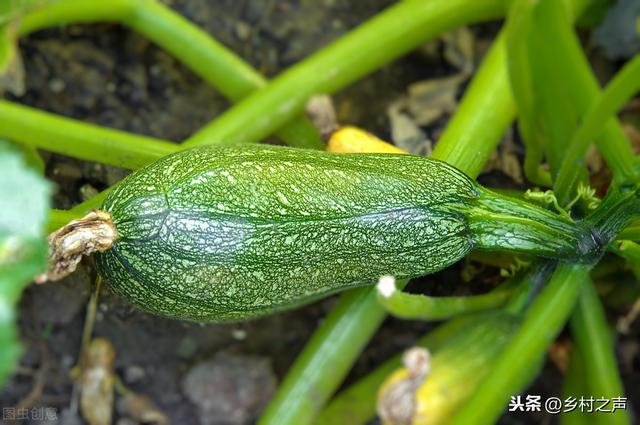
[1,1,638,425]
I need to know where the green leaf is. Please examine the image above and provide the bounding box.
[0,140,50,386]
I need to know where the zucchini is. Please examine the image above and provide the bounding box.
[95,145,596,321]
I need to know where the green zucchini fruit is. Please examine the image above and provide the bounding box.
[95,145,598,321]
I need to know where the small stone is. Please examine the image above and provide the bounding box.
[181,352,277,425]
[124,365,146,383]
[52,162,83,181]
[176,336,199,359]
[79,183,99,201]
[235,21,252,41]
[48,77,66,93]
[231,328,247,340]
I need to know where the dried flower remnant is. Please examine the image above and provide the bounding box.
[35,210,116,283]
[377,347,431,425]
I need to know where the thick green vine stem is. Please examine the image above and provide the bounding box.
[570,280,630,425]
[561,344,590,425]
[376,275,518,321]
[0,100,177,169]
[467,183,640,265]
[470,188,598,262]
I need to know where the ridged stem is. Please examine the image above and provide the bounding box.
[377,275,518,321]
[468,189,592,261]
[561,343,590,425]
[0,100,177,169]
[569,280,630,425]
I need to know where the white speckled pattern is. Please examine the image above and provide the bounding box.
[96,145,480,321]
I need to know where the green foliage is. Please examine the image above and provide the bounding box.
[507,0,635,202]
[0,141,50,386]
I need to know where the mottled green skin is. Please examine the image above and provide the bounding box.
[95,145,479,321]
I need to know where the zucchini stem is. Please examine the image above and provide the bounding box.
[584,184,640,247]
[376,275,519,321]
[468,189,597,262]
[470,185,640,265]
